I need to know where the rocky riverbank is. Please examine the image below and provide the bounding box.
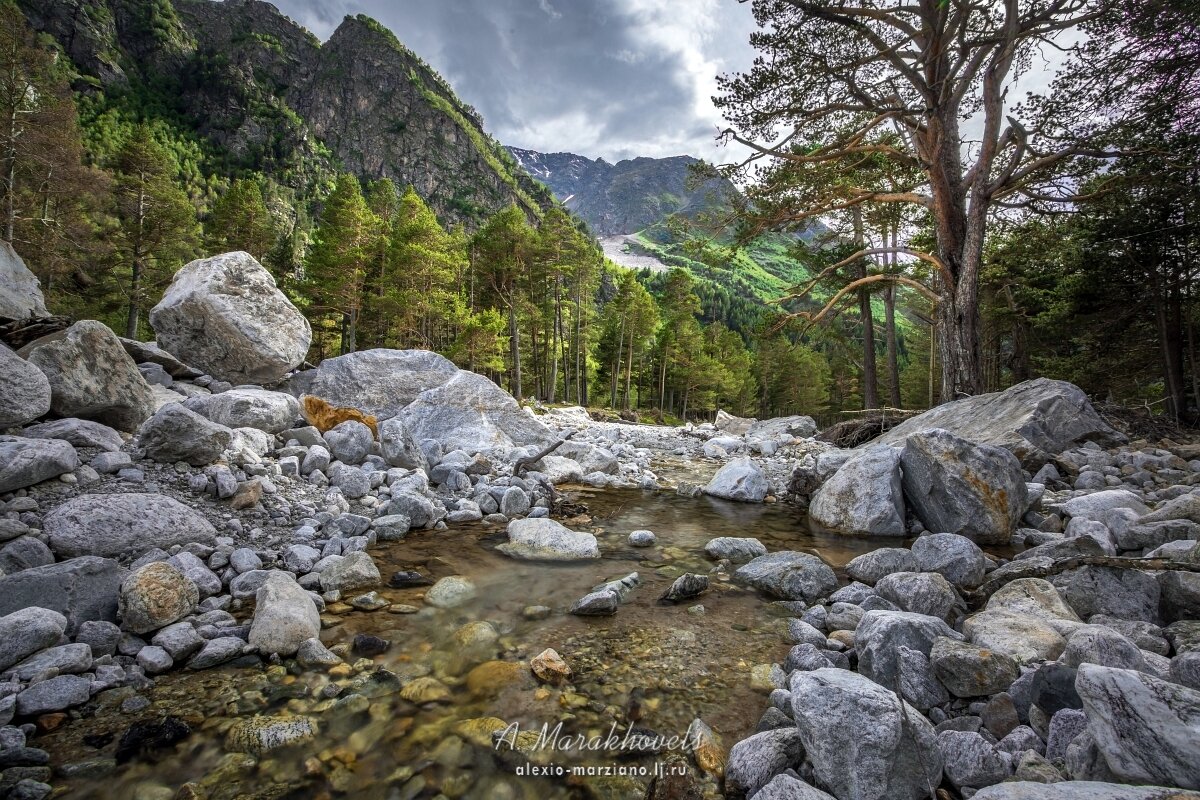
[1,250,1199,799]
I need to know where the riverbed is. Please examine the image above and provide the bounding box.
[38,488,900,800]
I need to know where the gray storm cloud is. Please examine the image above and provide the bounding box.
[267,0,758,164]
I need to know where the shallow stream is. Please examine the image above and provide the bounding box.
[40,488,901,800]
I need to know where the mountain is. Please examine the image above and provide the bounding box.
[509,146,825,324]
[20,0,553,227]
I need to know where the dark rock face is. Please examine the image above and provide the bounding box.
[19,2,552,229]
[114,717,192,764]
[0,557,127,633]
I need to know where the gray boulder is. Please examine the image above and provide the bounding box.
[149,251,311,384]
[789,667,943,800]
[497,518,600,561]
[44,493,217,559]
[734,551,837,602]
[9,643,93,681]
[754,774,837,800]
[248,572,320,657]
[930,636,1020,698]
[22,320,156,432]
[118,562,199,634]
[855,610,963,698]
[119,337,202,379]
[808,445,906,536]
[15,674,91,716]
[704,537,768,562]
[973,782,1200,799]
[0,536,54,573]
[184,389,299,434]
[1160,570,1200,624]
[0,437,78,493]
[844,548,919,586]
[724,728,805,799]
[900,428,1028,545]
[319,551,380,592]
[703,457,769,502]
[1061,625,1145,670]
[284,348,460,419]
[1050,566,1160,623]
[323,420,373,464]
[187,636,246,669]
[0,607,67,672]
[873,377,1124,469]
[912,532,987,588]
[0,240,48,318]
[0,343,50,427]
[21,418,123,451]
[938,730,1014,791]
[963,610,1068,665]
[398,369,557,451]
[874,571,960,619]
[136,404,234,465]
[1076,663,1200,789]
[378,416,426,471]
[0,557,126,632]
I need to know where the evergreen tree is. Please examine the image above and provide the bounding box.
[302,173,378,356]
[205,177,276,261]
[111,124,199,338]
[472,205,536,397]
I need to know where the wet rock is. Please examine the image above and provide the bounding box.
[183,388,301,434]
[930,636,1020,698]
[0,343,51,428]
[424,576,476,608]
[44,493,217,559]
[22,320,156,432]
[351,633,390,657]
[912,532,988,588]
[386,569,431,589]
[0,557,126,632]
[249,572,320,657]
[809,444,906,536]
[0,608,68,672]
[789,668,942,800]
[873,377,1123,470]
[0,437,79,494]
[1076,663,1200,789]
[118,562,199,634]
[628,529,657,547]
[399,676,451,703]
[844,548,919,586]
[136,404,233,465]
[734,551,837,602]
[187,637,247,669]
[149,251,311,384]
[319,551,380,592]
[296,637,341,668]
[659,573,709,604]
[225,715,318,755]
[938,730,1014,791]
[15,675,91,716]
[531,648,571,684]
[900,428,1028,544]
[498,518,600,561]
[114,716,191,763]
[874,571,959,619]
[703,457,768,502]
[703,537,766,562]
[724,728,805,799]
[570,590,620,616]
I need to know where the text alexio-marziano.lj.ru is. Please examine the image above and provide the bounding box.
[493,720,701,778]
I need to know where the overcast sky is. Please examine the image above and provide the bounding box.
[268,0,760,165]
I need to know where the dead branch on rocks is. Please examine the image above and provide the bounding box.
[513,430,576,477]
[0,315,71,349]
[1093,400,1195,440]
[816,408,920,448]
[965,555,1200,605]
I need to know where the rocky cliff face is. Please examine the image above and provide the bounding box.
[19,0,552,226]
[508,147,733,236]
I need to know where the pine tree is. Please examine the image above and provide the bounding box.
[111,124,200,338]
[302,173,378,356]
[204,177,276,261]
[472,205,535,397]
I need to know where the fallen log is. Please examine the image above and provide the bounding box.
[513,430,576,477]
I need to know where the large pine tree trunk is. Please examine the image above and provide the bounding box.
[508,302,522,399]
[884,282,901,408]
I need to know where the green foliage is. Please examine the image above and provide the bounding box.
[205,177,277,261]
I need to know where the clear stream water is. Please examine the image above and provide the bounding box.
[40,487,902,800]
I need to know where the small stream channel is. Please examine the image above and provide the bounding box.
[39,488,903,800]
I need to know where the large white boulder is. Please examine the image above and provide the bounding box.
[284,348,460,420]
[249,572,320,657]
[398,369,557,452]
[0,240,48,319]
[704,456,769,502]
[809,444,906,536]
[0,343,50,427]
[149,251,311,385]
